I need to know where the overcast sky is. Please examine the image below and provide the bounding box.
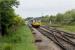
[15,0,75,18]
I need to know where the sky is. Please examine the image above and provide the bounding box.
[15,0,75,18]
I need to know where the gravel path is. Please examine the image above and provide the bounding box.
[32,28,62,50]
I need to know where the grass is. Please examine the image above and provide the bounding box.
[43,22,75,33]
[0,25,37,50]
[50,24,75,32]
[58,25,75,32]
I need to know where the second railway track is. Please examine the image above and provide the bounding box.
[36,26,75,50]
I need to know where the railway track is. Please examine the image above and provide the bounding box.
[41,26,75,42]
[41,26,75,39]
[36,26,75,50]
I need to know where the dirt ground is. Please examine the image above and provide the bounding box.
[32,28,62,50]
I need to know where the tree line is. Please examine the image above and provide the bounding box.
[40,9,75,25]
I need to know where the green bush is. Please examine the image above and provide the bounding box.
[3,44,13,50]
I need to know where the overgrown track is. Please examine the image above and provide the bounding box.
[41,26,75,42]
[41,26,75,39]
[36,26,75,50]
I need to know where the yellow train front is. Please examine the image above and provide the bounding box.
[32,22,41,28]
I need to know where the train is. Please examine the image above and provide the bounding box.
[32,22,41,28]
[31,19,41,28]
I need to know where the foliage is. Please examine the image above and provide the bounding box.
[0,26,37,50]
[40,9,75,25]
[0,0,19,35]
[25,17,33,21]
[3,44,12,50]
[0,0,25,36]
[13,16,25,26]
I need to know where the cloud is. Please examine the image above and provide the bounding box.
[15,0,75,18]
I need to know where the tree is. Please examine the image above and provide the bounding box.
[55,13,64,24]
[13,16,25,26]
[0,0,19,36]
[62,9,75,24]
[49,15,56,24]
